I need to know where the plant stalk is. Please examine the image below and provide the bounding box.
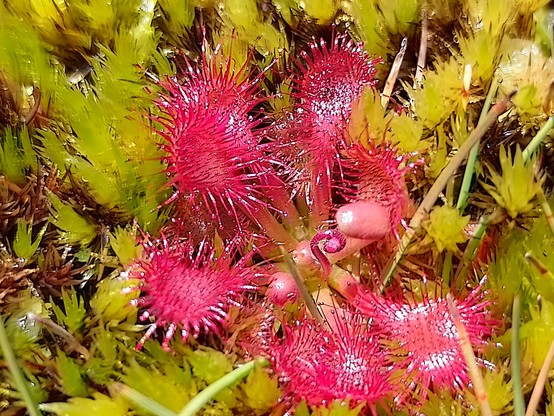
[114,383,177,416]
[512,293,525,416]
[177,358,269,416]
[456,77,499,211]
[0,316,42,416]
[281,247,324,325]
[380,93,513,289]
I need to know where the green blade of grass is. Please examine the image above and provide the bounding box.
[177,358,268,416]
[380,93,513,290]
[456,77,499,212]
[0,316,42,416]
[523,115,554,161]
[113,383,177,416]
[511,293,525,416]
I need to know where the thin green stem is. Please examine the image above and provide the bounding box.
[113,383,177,416]
[456,77,499,211]
[523,115,554,161]
[177,358,268,416]
[281,247,324,325]
[0,316,42,416]
[512,293,525,416]
[455,210,500,281]
[380,93,513,289]
[458,115,554,269]
[536,180,554,237]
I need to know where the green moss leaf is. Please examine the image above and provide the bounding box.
[40,393,129,416]
[188,347,238,408]
[377,0,420,36]
[109,226,142,267]
[465,367,513,415]
[55,349,88,397]
[13,219,46,261]
[188,347,233,384]
[407,57,463,129]
[47,190,97,246]
[0,127,37,185]
[90,275,139,323]
[51,288,87,335]
[241,364,280,413]
[424,205,470,252]
[482,146,541,219]
[122,360,193,413]
[295,0,337,24]
[520,300,554,377]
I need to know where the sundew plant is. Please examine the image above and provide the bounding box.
[0,0,554,415]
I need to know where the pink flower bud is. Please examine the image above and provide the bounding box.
[267,272,300,306]
[335,201,390,241]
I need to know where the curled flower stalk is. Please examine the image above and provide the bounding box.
[310,228,346,278]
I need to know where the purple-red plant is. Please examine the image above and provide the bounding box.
[339,142,412,238]
[270,311,393,413]
[154,52,262,213]
[153,48,299,245]
[130,233,255,350]
[294,35,380,162]
[355,284,496,402]
[273,34,381,223]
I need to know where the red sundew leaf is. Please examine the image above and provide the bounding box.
[152,47,277,229]
[269,310,394,413]
[269,34,382,220]
[355,285,498,403]
[339,142,411,235]
[293,34,381,166]
[129,232,256,350]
